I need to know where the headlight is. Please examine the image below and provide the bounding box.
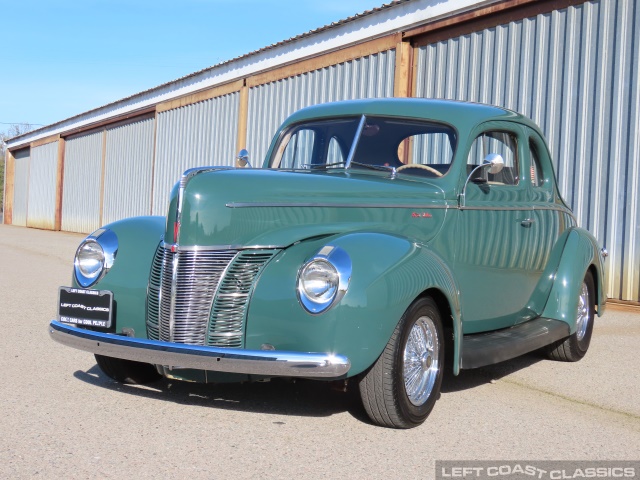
[74,229,118,287]
[76,241,104,279]
[297,245,351,314]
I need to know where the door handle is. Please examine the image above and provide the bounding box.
[520,219,534,228]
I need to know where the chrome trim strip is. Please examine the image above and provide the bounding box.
[345,115,366,169]
[226,202,451,209]
[169,251,179,342]
[49,321,350,378]
[459,205,534,212]
[161,243,285,251]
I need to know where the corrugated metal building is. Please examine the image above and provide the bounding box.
[3,0,639,304]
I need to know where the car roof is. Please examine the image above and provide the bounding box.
[281,98,540,133]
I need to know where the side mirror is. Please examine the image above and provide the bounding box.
[237,149,251,168]
[459,153,506,207]
[484,153,504,174]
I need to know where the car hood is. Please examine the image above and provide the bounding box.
[166,168,449,247]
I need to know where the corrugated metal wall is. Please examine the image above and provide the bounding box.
[26,141,58,229]
[414,0,640,302]
[102,117,155,225]
[61,130,104,233]
[11,149,30,227]
[153,93,239,214]
[247,50,397,164]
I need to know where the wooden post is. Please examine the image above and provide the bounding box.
[393,39,414,98]
[236,83,249,167]
[3,149,15,224]
[54,138,65,231]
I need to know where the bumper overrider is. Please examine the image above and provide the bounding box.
[49,320,351,378]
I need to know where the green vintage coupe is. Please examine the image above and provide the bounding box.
[51,98,607,428]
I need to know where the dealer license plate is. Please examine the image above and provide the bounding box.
[58,287,113,328]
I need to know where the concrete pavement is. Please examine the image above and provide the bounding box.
[0,224,638,479]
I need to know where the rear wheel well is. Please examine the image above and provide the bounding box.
[587,264,600,315]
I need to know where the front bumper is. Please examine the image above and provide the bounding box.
[49,320,350,379]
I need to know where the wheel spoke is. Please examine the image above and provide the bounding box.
[403,316,440,406]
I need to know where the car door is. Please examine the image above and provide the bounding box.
[525,128,575,314]
[455,122,538,333]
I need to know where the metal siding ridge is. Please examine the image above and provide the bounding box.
[153,93,240,215]
[103,117,155,225]
[11,150,30,227]
[412,0,638,301]
[26,142,58,230]
[61,131,103,233]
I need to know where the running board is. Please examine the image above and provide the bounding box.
[461,317,570,369]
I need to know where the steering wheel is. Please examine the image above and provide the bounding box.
[396,164,444,177]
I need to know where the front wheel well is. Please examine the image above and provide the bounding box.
[417,288,454,368]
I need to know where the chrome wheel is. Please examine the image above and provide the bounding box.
[403,316,440,406]
[575,281,590,341]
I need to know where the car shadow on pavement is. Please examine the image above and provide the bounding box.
[73,365,368,421]
[440,351,544,393]
[72,351,545,424]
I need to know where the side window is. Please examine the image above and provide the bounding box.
[280,129,315,168]
[467,131,519,185]
[529,141,544,187]
[327,136,346,166]
[408,132,454,167]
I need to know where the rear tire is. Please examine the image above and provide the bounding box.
[546,271,595,362]
[95,354,161,384]
[358,297,444,428]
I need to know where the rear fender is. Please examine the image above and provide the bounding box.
[541,227,606,330]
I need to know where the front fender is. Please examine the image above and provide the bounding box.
[246,232,462,376]
[541,227,606,330]
[79,216,165,338]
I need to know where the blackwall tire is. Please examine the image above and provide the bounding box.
[546,271,595,362]
[358,297,444,428]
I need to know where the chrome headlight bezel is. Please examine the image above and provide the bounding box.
[74,228,118,288]
[297,245,352,314]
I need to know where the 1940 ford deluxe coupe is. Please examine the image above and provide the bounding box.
[50,98,607,428]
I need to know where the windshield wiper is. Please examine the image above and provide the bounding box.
[350,161,397,178]
[301,161,347,170]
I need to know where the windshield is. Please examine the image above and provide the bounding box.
[268,115,456,178]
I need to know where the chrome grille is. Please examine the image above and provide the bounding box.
[146,245,278,348]
[208,251,278,347]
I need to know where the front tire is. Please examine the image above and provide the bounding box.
[95,354,161,384]
[358,297,444,428]
[546,271,595,362]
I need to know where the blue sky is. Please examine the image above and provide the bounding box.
[1,0,386,129]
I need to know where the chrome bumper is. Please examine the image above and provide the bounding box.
[49,320,350,379]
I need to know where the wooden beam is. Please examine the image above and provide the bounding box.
[393,40,413,98]
[406,0,588,47]
[236,84,249,167]
[247,34,400,88]
[59,108,156,140]
[156,79,245,113]
[3,150,15,225]
[30,134,60,149]
[54,138,65,231]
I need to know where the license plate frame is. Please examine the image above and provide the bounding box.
[58,287,113,328]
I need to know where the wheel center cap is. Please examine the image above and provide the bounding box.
[421,353,432,370]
